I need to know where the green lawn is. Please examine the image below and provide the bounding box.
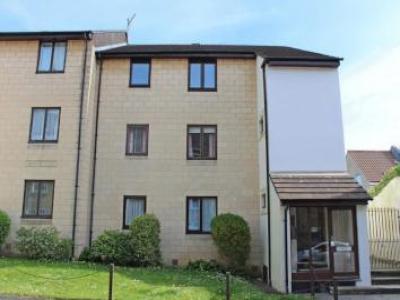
[0,258,306,300]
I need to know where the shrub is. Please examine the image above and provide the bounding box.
[211,213,251,270]
[88,230,133,265]
[15,226,72,260]
[78,246,92,262]
[369,165,400,197]
[0,210,11,249]
[186,259,224,273]
[130,214,161,266]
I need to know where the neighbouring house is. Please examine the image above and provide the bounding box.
[0,30,372,293]
[347,147,400,209]
[347,147,400,190]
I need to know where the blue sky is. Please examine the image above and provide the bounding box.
[1,0,399,150]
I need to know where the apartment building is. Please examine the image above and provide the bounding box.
[0,30,372,293]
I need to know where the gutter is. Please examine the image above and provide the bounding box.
[262,58,341,68]
[71,32,91,256]
[96,52,256,59]
[261,64,272,286]
[0,31,93,41]
[88,56,104,245]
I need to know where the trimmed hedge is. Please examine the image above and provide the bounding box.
[0,210,11,249]
[86,230,134,265]
[211,213,251,270]
[81,214,162,267]
[16,226,72,260]
[130,214,161,266]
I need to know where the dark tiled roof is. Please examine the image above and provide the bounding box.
[347,150,397,184]
[0,31,93,41]
[97,44,341,62]
[271,173,371,204]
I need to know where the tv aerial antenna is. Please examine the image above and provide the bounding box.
[126,13,136,33]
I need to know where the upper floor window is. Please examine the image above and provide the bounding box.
[187,125,217,160]
[29,108,60,143]
[123,196,146,229]
[130,59,151,87]
[188,59,217,91]
[37,41,67,73]
[126,124,149,155]
[186,197,217,234]
[22,180,54,219]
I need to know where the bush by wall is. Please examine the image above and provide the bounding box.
[0,210,11,249]
[211,213,251,270]
[16,226,72,260]
[186,259,224,273]
[130,214,161,266]
[369,165,400,197]
[87,230,134,265]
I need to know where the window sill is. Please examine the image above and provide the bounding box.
[186,160,217,166]
[28,141,59,144]
[36,71,65,74]
[188,88,217,92]
[20,218,52,226]
[125,154,148,159]
[186,231,212,235]
[129,84,151,88]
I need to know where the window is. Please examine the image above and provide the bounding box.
[29,108,60,143]
[126,124,149,155]
[259,115,264,136]
[188,59,217,91]
[37,41,67,73]
[130,59,151,87]
[186,197,217,234]
[261,193,266,209]
[22,180,54,219]
[123,196,146,229]
[187,125,217,160]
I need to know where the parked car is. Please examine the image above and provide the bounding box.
[298,241,352,266]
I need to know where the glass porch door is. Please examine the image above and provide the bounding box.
[290,207,331,279]
[291,207,358,280]
[329,208,357,275]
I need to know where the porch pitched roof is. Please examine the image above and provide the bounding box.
[270,173,371,205]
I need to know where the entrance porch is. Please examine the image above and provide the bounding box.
[270,173,372,293]
[290,206,358,284]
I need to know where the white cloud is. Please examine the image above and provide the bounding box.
[341,46,400,150]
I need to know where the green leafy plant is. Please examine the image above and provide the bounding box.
[88,230,134,265]
[15,226,72,260]
[186,259,224,273]
[211,213,251,271]
[78,246,92,262]
[369,165,400,197]
[130,214,161,266]
[0,210,11,249]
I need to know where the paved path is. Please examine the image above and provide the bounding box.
[3,293,400,300]
[0,296,43,300]
[315,293,400,300]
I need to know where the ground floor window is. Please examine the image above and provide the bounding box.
[186,197,217,233]
[123,196,146,229]
[290,206,357,279]
[22,180,54,218]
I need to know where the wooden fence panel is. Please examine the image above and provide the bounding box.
[368,207,400,271]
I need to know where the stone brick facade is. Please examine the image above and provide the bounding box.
[93,58,261,265]
[0,33,261,266]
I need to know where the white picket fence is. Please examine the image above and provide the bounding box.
[368,207,400,270]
